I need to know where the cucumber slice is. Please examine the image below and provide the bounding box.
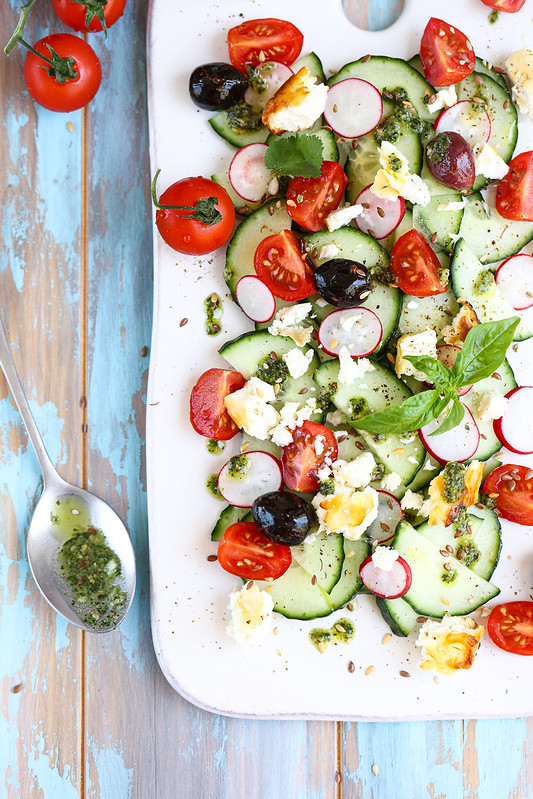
[210,504,248,542]
[212,170,266,215]
[406,454,440,492]
[450,238,531,341]
[329,55,436,122]
[413,193,465,253]
[240,431,281,460]
[224,201,291,297]
[256,561,335,620]
[382,208,413,253]
[291,530,344,593]
[328,538,371,608]
[462,358,517,461]
[393,520,500,617]
[219,330,320,405]
[398,287,460,341]
[292,51,327,83]
[376,595,420,637]
[313,359,425,485]
[458,193,533,265]
[209,112,269,148]
[408,54,508,92]
[416,506,502,581]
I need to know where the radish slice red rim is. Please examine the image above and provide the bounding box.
[494,386,533,455]
[436,345,472,396]
[359,552,412,599]
[419,403,479,464]
[235,276,276,323]
[354,185,406,240]
[244,61,293,109]
[435,101,491,149]
[318,308,382,357]
[324,78,383,138]
[218,451,283,508]
[228,143,272,202]
[495,254,533,310]
[365,490,404,545]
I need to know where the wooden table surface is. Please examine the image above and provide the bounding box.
[1,0,532,796]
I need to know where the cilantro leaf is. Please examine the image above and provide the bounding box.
[264,134,324,178]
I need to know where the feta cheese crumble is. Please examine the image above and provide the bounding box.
[325,203,364,232]
[337,346,375,386]
[282,346,314,378]
[505,49,533,119]
[318,243,340,260]
[395,328,438,381]
[224,377,280,440]
[332,451,377,489]
[380,471,402,493]
[477,389,509,422]
[473,143,509,181]
[370,140,430,206]
[400,489,424,512]
[426,85,457,113]
[226,582,274,647]
[268,303,313,346]
[371,546,399,571]
[262,66,328,134]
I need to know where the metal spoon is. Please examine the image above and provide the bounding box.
[0,316,136,632]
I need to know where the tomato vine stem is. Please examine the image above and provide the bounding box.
[151,169,223,227]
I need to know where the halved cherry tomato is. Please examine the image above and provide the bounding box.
[154,176,235,255]
[281,421,338,493]
[286,162,348,232]
[51,0,127,32]
[390,229,447,297]
[483,464,533,525]
[480,0,525,10]
[190,368,245,440]
[227,18,304,73]
[254,229,316,301]
[487,601,533,655]
[217,521,292,580]
[420,18,475,87]
[496,151,533,222]
[23,34,101,112]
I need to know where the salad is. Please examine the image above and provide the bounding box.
[156,14,533,672]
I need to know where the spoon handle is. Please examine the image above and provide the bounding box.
[0,316,58,483]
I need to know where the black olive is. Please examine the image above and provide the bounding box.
[189,63,248,111]
[314,259,372,308]
[252,491,317,546]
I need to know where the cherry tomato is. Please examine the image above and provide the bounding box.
[254,229,316,301]
[483,464,533,525]
[479,0,525,10]
[51,0,127,32]
[286,162,348,232]
[155,176,235,255]
[217,521,292,580]
[23,34,101,112]
[190,368,246,440]
[390,229,447,297]
[487,601,533,655]
[496,151,533,222]
[420,18,475,87]
[281,421,338,493]
[227,18,304,72]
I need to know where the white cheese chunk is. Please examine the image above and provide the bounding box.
[477,389,509,422]
[262,66,328,134]
[474,143,509,181]
[395,328,438,381]
[268,303,313,346]
[226,582,274,647]
[371,546,400,571]
[505,49,533,119]
[380,471,402,493]
[415,614,484,675]
[332,451,377,489]
[400,489,424,512]
[326,409,345,427]
[325,203,364,232]
[282,346,313,378]
[318,243,340,260]
[426,85,458,113]
[337,346,375,386]
[224,377,280,440]
[370,140,430,206]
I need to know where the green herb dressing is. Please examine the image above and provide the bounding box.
[206,474,224,499]
[204,293,223,336]
[206,438,225,455]
[310,618,355,652]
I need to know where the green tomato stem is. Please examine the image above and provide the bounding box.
[4,0,39,55]
[151,170,222,227]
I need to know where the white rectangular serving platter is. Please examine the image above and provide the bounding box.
[146,0,533,720]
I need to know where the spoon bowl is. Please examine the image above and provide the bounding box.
[0,317,136,633]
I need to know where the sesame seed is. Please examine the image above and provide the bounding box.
[441,597,450,606]
[365,665,375,675]
[382,633,392,644]
[372,764,379,777]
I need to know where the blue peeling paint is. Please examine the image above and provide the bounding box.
[89,742,133,799]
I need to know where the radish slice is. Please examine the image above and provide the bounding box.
[318,308,382,357]
[419,403,479,464]
[494,386,533,454]
[244,61,293,109]
[218,451,283,508]
[354,185,406,240]
[359,553,412,599]
[235,276,276,323]
[365,491,404,545]
[324,79,383,138]
[228,143,272,202]
[435,101,491,149]
[436,345,472,396]
[495,254,533,310]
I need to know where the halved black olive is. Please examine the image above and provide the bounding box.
[252,491,317,546]
[314,259,372,308]
[189,62,248,110]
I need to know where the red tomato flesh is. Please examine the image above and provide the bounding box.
[496,151,533,222]
[51,0,127,32]
[281,421,338,493]
[217,521,292,580]
[488,601,533,655]
[227,18,304,72]
[420,18,475,87]
[190,368,245,440]
[483,464,533,525]
[480,0,525,10]
[254,229,316,301]
[286,162,348,232]
[391,229,447,297]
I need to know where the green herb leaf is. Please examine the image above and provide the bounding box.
[404,355,453,389]
[264,134,324,178]
[450,317,520,387]
[429,396,465,436]
[352,389,442,434]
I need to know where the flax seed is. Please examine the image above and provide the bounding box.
[362,53,371,62]
[399,670,410,678]
[311,574,317,586]
[503,99,510,110]
[431,232,438,243]
[348,661,355,673]
[238,205,249,215]
[180,317,188,327]
[346,602,355,612]
[11,683,23,694]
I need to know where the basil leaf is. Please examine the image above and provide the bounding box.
[352,389,441,434]
[404,355,453,389]
[451,317,520,387]
[429,396,465,436]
